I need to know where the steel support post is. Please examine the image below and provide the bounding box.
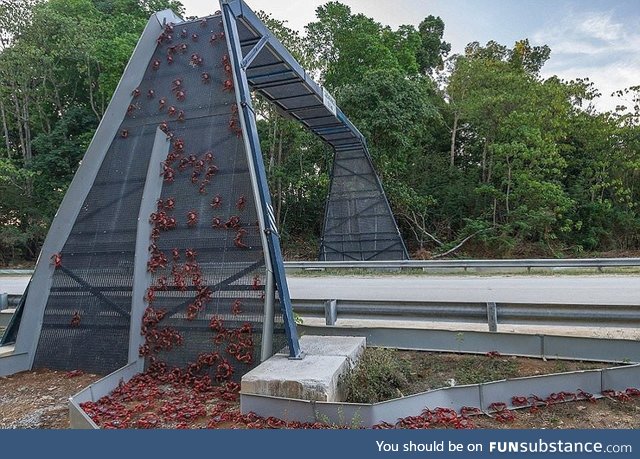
[221,0,302,359]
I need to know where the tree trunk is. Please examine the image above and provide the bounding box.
[276,130,283,227]
[22,93,32,164]
[36,101,51,134]
[450,112,458,168]
[46,67,64,113]
[486,148,493,184]
[481,140,488,182]
[9,84,26,162]
[86,59,102,120]
[505,159,512,215]
[268,111,277,175]
[493,198,497,225]
[21,93,33,198]
[0,99,11,157]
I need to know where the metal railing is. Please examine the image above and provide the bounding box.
[284,258,640,272]
[293,298,640,331]
[3,293,640,332]
[2,258,640,279]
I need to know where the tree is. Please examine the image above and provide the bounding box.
[416,15,450,73]
[0,0,185,263]
[444,41,581,252]
[305,2,446,88]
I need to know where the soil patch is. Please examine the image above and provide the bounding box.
[0,369,101,429]
[344,348,613,404]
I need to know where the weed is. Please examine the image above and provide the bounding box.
[342,348,412,403]
[453,355,519,385]
[553,360,569,373]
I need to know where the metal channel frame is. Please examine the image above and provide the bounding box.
[221,0,408,262]
[127,127,171,366]
[222,1,302,359]
[0,10,182,374]
[68,325,640,428]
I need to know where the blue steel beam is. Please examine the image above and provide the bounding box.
[221,0,303,359]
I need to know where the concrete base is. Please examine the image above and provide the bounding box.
[0,345,15,358]
[241,335,365,402]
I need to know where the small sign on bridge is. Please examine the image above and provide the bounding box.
[322,86,337,116]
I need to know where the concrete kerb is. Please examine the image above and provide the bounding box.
[0,351,29,377]
[69,327,640,428]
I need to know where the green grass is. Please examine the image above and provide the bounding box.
[342,348,613,404]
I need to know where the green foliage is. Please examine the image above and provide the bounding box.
[305,2,448,88]
[0,0,638,264]
[416,15,450,72]
[0,0,184,263]
[343,348,412,404]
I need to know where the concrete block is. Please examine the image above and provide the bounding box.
[243,335,366,402]
[242,354,349,402]
[278,335,366,366]
[0,345,15,358]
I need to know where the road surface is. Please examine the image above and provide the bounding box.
[2,273,639,304]
[288,275,640,305]
[2,272,639,338]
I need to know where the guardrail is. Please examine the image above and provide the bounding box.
[3,258,640,277]
[293,298,640,330]
[1,294,20,309]
[3,293,639,332]
[284,258,640,272]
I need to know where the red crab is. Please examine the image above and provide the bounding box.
[186,210,199,227]
[51,253,62,268]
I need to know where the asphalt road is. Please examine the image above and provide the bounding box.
[288,275,640,305]
[1,273,639,304]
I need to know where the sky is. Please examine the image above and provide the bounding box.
[181,0,640,112]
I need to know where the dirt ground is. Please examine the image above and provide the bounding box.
[474,398,640,429]
[396,351,610,397]
[0,369,101,429]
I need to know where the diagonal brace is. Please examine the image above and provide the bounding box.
[241,34,270,69]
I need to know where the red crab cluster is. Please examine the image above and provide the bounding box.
[51,252,62,268]
[70,311,81,327]
[174,149,218,195]
[208,318,254,365]
[210,213,251,249]
[374,407,477,430]
[80,363,333,429]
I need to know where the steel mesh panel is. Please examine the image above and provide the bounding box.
[132,17,284,380]
[33,119,158,373]
[321,148,406,261]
